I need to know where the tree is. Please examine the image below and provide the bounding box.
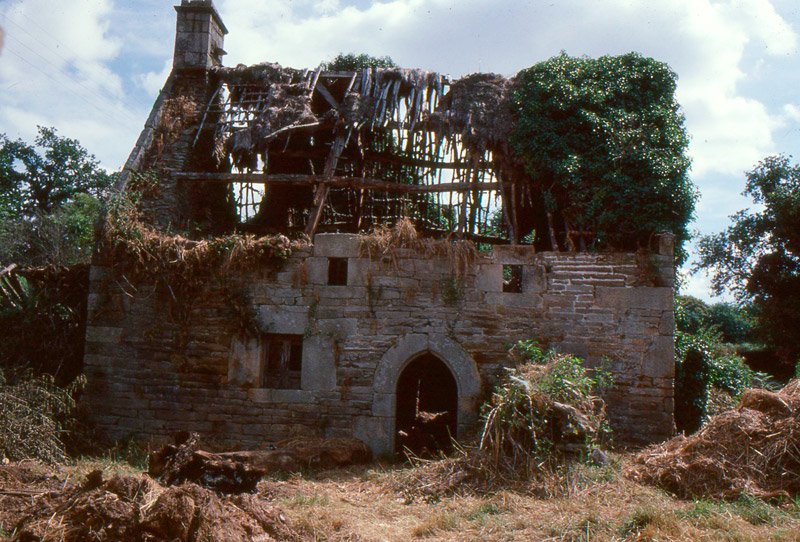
[674,294,756,345]
[0,126,112,216]
[511,52,696,263]
[322,52,396,71]
[0,127,113,266]
[696,154,800,365]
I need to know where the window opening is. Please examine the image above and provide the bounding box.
[502,264,522,293]
[262,334,303,389]
[328,257,348,285]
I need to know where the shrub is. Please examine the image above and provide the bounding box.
[479,342,611,473]
[0,369,84,463]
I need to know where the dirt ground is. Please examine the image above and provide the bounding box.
[2,457,799,542]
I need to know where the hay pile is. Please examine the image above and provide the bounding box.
[480,346,611,472]
[6,469,300,542]
[429,72,514,154]
[627,380,800,500]
[389,446,528,499]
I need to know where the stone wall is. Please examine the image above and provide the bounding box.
[83,234,674,454]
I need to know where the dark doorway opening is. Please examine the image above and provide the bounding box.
[395,353,458,455]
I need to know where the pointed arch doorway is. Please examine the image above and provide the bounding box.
[394,352,458,454]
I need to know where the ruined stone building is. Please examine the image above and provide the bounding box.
[83,0,675,455]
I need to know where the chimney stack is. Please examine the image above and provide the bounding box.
[173,0,228,71]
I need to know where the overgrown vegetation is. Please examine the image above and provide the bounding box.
[512,52,696,262]
[322,52,397,71]
[101,188,302,288]
[0,266,88,384]
[696,154,800,371]
[674,294,766,433]
[480,341,612,471]
[0,369,84,463]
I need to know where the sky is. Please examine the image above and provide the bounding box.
[0,0,798,301]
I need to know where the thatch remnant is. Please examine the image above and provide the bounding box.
[626,379,800,500]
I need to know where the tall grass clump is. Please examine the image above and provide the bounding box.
[480,341,612,473]
[0,369,84,463]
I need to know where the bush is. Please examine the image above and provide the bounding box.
[0,267,88,384]
[0,369,84,463]
[674,328,758,433]
[479,341,611,473]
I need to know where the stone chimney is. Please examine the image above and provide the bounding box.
[173,0,228,71]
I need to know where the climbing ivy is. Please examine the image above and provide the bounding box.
[511,52,696,264]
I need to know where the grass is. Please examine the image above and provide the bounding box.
[7,453,800,542]
[253,457,800,541]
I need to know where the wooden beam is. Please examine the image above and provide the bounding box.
[271,148,486,170]
[314,82,340,110]
[172,172,500,194]
[362,150,489,170]
[305,134,347,237]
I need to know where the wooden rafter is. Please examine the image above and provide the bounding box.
[172,171,501,194]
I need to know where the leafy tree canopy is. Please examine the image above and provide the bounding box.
[0,126,112,217]
[511,52,696,263]
[674,295,756,345]
[322,53,397,71]
[696,155,800,364]
[0,127,113,266]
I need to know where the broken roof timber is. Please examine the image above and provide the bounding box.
[171,172,501,194]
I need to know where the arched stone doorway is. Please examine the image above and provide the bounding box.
[366,333,481,456]
[395,353,458,454]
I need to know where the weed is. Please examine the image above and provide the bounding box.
[0,369,84,463]
[439,276,463,306]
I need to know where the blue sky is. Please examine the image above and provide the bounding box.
[1,0,798,300]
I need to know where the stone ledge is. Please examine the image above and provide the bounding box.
[312,233,361,257]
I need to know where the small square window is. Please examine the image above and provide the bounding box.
[503,264,523,293]
[262,334,303,389]
[328,257,348,285]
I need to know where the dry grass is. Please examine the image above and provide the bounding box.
[260,456,800,542]
[3,455,799,542]
[359,218,477,275]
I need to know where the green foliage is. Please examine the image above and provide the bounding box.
[0,194,104,267]
[512,52,696,263]
[322,52,397,71]
[674,295,765,433]
[439,276,464,306]
[0,266,88,383]
[0,127,112,267]
[675,295,756,344]
[0,368,84,463]
[696,154,800,366]
[480,342,612,471]
[0,126,112,216]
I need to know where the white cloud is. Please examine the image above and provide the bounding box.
[216,0,796,180]
[139,59,172,97]
[784,104,800,121]
[0,0,142,169]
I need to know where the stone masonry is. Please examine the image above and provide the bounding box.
[84,0,677,455]
[83,234,674,455]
